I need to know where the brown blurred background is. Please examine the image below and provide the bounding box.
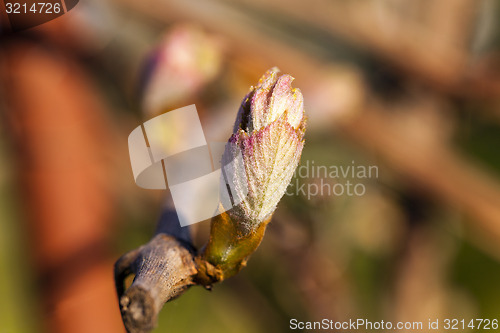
[1,0,500,332]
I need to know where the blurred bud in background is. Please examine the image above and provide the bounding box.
[140,25,223,116]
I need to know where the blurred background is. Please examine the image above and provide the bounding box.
[1,0,500,332]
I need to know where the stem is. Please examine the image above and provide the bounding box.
[198,211,268,284]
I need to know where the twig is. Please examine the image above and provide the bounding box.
[114,209,198,333]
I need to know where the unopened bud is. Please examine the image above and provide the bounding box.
[221,67,306,233]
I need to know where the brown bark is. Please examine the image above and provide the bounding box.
[115,234,197,333]
[114,204,205,333]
